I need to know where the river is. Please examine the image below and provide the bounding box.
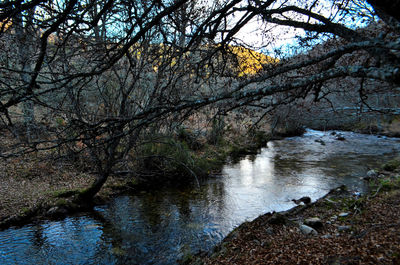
[1,129,399,264]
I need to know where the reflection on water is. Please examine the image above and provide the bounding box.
[0,217,115,265]
[1,130,399,264]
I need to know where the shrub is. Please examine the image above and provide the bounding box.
[383,159,400,171]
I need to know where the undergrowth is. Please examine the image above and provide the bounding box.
[134,127,271,185]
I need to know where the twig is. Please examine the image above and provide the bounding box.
[368,183,382,199]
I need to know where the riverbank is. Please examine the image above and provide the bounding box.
[2,117,391,231]
[0,155,127,229]
[188,163,400,264]
[0,127,273,230]
[308,116,400,138]
[1,128,399,263]
[0,127,397,233]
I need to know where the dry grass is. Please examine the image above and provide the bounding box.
[0,154,94,221]
[0,127,128,224]
[384,119,400,137]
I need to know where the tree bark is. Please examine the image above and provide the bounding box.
[78,172,110,201]
[14,9,35,140]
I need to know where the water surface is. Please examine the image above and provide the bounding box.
[1,130,399,264]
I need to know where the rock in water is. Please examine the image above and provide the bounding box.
[366,170,378,178]
[299,224,318,235]
[336,135,346,141]
[292,196,311,205]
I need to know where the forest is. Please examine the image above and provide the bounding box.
[0,0,400,264]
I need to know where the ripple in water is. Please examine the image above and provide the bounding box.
[0,129,399,264]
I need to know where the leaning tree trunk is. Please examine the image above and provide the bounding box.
[77,135,121,202]
[77,172,110,202]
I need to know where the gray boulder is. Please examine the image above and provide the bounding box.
[299,224,318,235]
[304,217,323,229]
[364,169,378,180]
[268,212,287,225]
[367,169,378,178]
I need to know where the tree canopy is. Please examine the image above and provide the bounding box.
[0,0,399,199]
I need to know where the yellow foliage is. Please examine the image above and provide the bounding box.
[229,46,278,77]
[126,43,277,78]
[0,19,13,32]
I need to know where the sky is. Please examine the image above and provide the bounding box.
[231,0,374,57]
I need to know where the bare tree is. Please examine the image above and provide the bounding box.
[0,0,399,201]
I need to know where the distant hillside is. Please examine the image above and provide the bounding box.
[229,46,278,77]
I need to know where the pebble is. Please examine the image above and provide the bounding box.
[338,225,352,232]
[339,212,349,217]
[265,227,274,235]
[325,199,337,204]
[330,215,338,222]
